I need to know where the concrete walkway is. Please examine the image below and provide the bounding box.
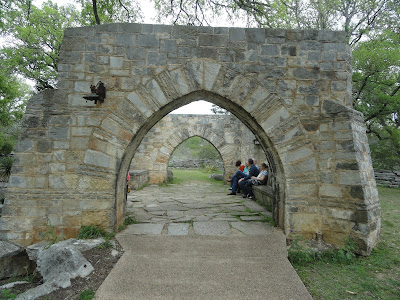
[95,182,312,299]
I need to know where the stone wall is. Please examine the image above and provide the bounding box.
[374,170,400,188]
[130,114,265,183]
[168,159,224,169]
[0,23,380,255]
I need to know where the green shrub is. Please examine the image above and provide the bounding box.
[0,156,13,178]
[123,216,138,225]
[205,164,217,173]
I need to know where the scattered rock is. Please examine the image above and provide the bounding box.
[37,244,94,286]
[0,241,35,280]
[26,238,105,262]
[209,173,224,181]
[0,281,29,290]
[167,169,174,182]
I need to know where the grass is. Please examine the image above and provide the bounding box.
[77,225,115,241]
[293,186,400,299]
[79,289,95,300]
[0,290,17,300]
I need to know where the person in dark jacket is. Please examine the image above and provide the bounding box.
[228,158,259,195]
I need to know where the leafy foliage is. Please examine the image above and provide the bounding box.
[0,70,29,155]
[1,1,81,91]
[353,30,400,169]
[0,156,13,178]
[171,136,221,160]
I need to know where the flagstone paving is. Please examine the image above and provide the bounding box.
[126,182,275,236]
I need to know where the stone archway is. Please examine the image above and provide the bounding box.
[130,114,265,183]
[1,23,380,254]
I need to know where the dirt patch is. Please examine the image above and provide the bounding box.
[0,239,123,300]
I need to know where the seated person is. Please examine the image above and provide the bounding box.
[239,163,268,199]
[228,159,259,195]
[229,160,245,190]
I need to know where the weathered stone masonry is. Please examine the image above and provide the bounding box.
[130,114,265,183]
[0,23,380,255]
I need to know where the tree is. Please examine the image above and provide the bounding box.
[0,70,30,155]
[1,1,81,91]
[211,104,230,115]
[75,0,143,26]
[353,30,400,169]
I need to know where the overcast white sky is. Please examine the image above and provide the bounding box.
[29,0,222,114]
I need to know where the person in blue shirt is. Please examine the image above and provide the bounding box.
[228,158,259,195]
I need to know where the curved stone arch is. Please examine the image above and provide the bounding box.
[2,24,380,254]
[113,60,314,236]
[131,115,253,184]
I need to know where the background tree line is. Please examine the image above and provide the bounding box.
[0,0,399,169]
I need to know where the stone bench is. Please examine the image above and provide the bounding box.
[128,170,149,190]
[252,185,274,208]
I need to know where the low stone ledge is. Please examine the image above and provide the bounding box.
[252,185,274,207]
[128,170,149,190]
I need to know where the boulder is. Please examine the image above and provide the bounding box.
[209,173,224,181]
[26,238,105,262]
[37,243,94,287]
[0,241,35,280]
[167,170,174,182]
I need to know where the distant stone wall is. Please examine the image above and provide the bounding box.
[168,159,224,169]
[374,170,400,188]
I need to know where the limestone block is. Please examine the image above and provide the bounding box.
[0,241,35,280]
[199,34,228,47]
[138,34,158,48]
[287,184,317,196]
[186,61,203,89]
[204,61,221,91]
[15,139,34,152]
[9,176,29,188]
[339,171,362,185]
[288,157,317,175]
[283,147,313,164]
[147,79,168,106]
[81,210,111,227]
[37,244,93,287]
[229,28,245,41]
[291,213,319,233]
[148,52,167,66]
[245,28,265,43]
[77,175,113,191]
[116,33,137,46]
[127,91,153,117]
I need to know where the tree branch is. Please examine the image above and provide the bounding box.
[92,0,101,25]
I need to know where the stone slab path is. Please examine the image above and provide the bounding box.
[95,182,312,299]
